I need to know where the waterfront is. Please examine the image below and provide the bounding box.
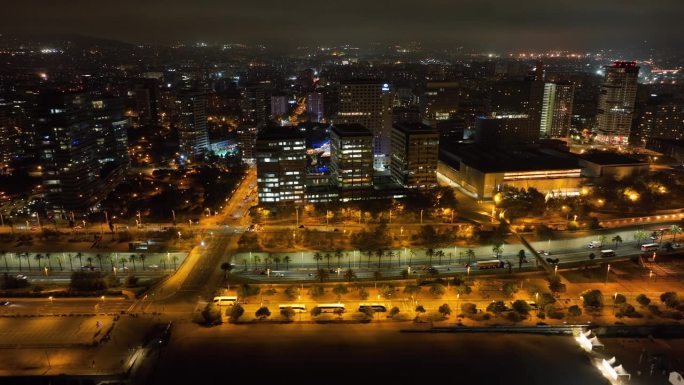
[147,323,608,385]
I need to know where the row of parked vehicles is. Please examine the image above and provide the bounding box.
[211,296,386,313]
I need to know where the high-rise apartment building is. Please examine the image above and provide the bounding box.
[256,126,307,205]
[490,78,544,145]
[270,93,289,119]
[306,92,324,123]
[0,103,18,167]
[631,91,684,145]
[177,90,209,159]
[330,124,374,198]
[241,81,272,127]
[38,92,116,214]
[540,82,574,138]
[390,123,439,188]
[91,97,130,169]
[336,81,393,170]
[596,61,640,145]
[237,124,258,164]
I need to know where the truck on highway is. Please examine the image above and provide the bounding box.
[600,250,616,258]
[476,259,505,270]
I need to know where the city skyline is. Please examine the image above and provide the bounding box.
[3,0,684,52]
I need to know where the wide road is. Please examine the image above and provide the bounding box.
[235,221,683,282]
[0,297,134,316]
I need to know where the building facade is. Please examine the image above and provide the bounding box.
[330,124,374,199]
[177,90,209,158]
[596,62,640,145]
[540,82,574,138]
[256,126,307,205]
[390,123,439,188]
[336,81,393,170]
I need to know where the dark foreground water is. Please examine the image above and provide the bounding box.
[148,323,608,385]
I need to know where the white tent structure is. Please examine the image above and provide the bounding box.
[670,371,684,385]
[602,357,631,382]
[578,330,605,351]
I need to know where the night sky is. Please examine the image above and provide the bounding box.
[4,0,683,50]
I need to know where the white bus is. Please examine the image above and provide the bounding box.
[640,243,659,252]
[317,303,346,313]
[279,304,307,313]
[358,303,387,312]
[212,296,238,306]
[600,250,616,258]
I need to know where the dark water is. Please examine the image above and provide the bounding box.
[149,323,607,385]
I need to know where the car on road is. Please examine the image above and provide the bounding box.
[0,300,10,306]
[537,250,550,256]
[16,274,27,280]
[148,264,160,270]
[587,241,601,248]
[545,258,560,264]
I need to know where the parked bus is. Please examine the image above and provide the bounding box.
[476,259,505,270]
[600,250,616,258]
[358,303,387,312]
[279,304,307,313]
[212,296,238,306]
[640,243,659,252]
[317,303,346,313]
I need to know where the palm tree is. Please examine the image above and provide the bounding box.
[283,255,291,270]
[46,253,52,271]
[68,253,74,271]
[447,252,453,265]
[86,257,93,267]
[612,235,623,249]
[671,225,682,243]
[324,252,332,268]
[220,262,234,279]
[140,254,146,270]
[34,254,43,269]
[375,249,384,268]
[633,230,648,246]
[25,253,32,271]
[426,248,435,266]
[364,250,373,268]
[76,252,83,268]
[492,243,504,259]
[1,251,8,272]
[96,254,104,271]
[409,249,415,268]
[436,250,445,265]
[254,256,261,269]
[386,250,395,268]
[172,255,179,270]
[18,253,22,271]
[129,254,137,271]
[344,269,356,282]
[56,254,63,271]
[313,252,323,269]
[120,257,127,270]
[315,268,329,283]
[334,250,343,268]
[466,249,476,264]
[273,256,281,270]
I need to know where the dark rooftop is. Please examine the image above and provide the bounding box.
[331,124,373,137]
[439,143,580,173]
[257,125,306,141]
[393,122,438,135]
[576,152,646,166]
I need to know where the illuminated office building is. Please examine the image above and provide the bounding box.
[337,81,393,169]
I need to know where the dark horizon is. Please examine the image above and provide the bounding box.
[3,0,684,52]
